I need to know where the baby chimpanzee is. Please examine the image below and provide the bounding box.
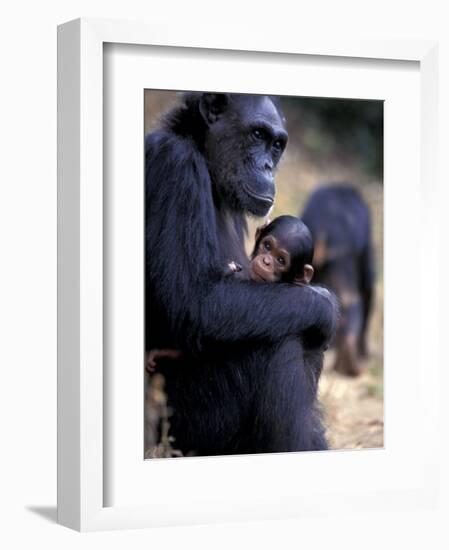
[229,215,329,381]
[147,215,332,383]
[230,215,315,285]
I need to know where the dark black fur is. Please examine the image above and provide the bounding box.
[145,93,338,455]
[302,184,375,375]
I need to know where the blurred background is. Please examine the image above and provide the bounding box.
[145,90,384,450]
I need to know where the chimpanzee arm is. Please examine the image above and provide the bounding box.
[198,279,338,347]
[146,133,338,349]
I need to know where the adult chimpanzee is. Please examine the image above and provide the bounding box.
[145,93,338,456]
[302,184,375,376]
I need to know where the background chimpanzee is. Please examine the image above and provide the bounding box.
[145,93,338,456]
[301,184,375,376]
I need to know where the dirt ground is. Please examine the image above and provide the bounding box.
[320,355,384,449]
[319,276,384,450]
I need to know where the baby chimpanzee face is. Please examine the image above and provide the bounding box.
[249,234,291,282]
[248,215,315,285]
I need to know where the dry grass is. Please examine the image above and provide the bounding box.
[320,347,384,449]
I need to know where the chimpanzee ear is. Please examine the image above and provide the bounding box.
[199,93,230,125]
[295,264,314,285]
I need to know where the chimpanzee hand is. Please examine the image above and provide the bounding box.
[146,349,182,373]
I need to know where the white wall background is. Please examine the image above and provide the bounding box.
[0,1,448,548]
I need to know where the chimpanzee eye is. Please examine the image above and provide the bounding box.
[252,128,265,140]
[277,257,285,265]
[273,140,283,151]
[263,241,271,250]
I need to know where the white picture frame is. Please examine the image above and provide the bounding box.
[57,17,440,531]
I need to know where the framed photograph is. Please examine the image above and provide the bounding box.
[57,18,440,531]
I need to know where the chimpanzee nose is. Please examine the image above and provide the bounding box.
[263,255,271,266]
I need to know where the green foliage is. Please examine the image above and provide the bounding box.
[281,97,384,179]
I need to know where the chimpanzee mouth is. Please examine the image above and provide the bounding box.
[251,272,268,282]
[249,265,270,283]
[243,186,275,206]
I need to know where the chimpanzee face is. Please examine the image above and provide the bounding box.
[249,234,291,282]
[248,216,315,285]
[199,94,288,217]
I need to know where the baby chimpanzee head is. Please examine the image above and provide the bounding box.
[249,215,314,284]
